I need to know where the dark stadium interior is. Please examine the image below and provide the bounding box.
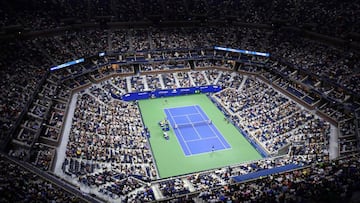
[0,0,360,202]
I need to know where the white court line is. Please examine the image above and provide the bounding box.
[183,147,233,157]
[185,114,201,140]
[195,105,210,120]
[166,108,192,155]
[167,105,231,155]
[194,105,228,149]
[186,136,219,143]
[208,124,228,148]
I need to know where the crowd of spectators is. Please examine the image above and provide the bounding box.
[195,154,360,203]
[161,72,177,90]
[64,149,352,201]
[57,30,109,58]
[271,32,360,96]
[91,65,134,81]
[317,100,353,123]
[130,75,146,92]
[1,58,358,202]
[265,58,357,123]
[215,77,268,114]
[29,143,56,171]
[49,68,344,201]
[190,70,209,86]
[160,178,191,198]
[6,72,72,175]
[339,119,358,156]
[156,153,327,200]
[0,39,50,144]
[110,30,130,53]
[61,92,157,200]
[188,173,224,191]
[213,75,331,156]
[1,0,359,40]
[176,71,192,88]
[61,65,337,157]
[0,4,359,201]
[1,26,357,148]
[210,70,235,88]
[0,154,84,202]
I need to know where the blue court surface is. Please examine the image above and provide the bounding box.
[164,105,231,156]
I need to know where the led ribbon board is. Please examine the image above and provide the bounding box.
[50,58,85,71]
[214,46,270,57]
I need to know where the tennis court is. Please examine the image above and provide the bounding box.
[138,94,263,178]
[164,105,231,156]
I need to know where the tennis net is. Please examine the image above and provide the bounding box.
[174,120,212,129]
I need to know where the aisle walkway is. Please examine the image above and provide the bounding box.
[329,124,339,160]
[54,93,79,174]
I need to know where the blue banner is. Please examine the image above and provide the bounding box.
[121,91,152,101]
[119,85,222,101]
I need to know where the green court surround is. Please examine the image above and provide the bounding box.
[138,94,262,178]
